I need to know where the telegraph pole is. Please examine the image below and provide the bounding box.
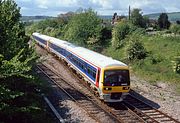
[129,5,131,20]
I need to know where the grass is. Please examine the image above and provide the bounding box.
[138,35,180,82]
[103,34,180,92]
[102,46,126,61]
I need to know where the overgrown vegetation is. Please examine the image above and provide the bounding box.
[112,21,130,48]
[0,0,54,122]
[126,35,147,60]
[170,24,180,34]
[26,18,67,38]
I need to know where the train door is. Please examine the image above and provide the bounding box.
[96,69,100,87]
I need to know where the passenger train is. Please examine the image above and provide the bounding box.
[33,32,130,102]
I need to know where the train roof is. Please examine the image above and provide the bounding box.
[33,33,128,68]
[72,47,127,68]
[33,32,51,40]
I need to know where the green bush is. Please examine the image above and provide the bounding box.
[149,54,163,64]
[170,24,180,34]
[126,35,147,60]
[112,21,130,48]
[131,27,146,35]
[172,56,180,74]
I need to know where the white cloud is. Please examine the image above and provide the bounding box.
[15,0,180,16]
[34,0,79,8]
[38,5,48,9]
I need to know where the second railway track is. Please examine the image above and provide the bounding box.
[123,93,180,123]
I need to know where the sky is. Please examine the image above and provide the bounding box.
[14,0,180,16]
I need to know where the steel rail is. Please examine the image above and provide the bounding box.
[124,94,180,123]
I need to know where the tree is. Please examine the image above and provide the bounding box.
[130,9,146,28]
[112,12,117,20]
[112,21,130,49]
[0,0,30,60]
[0,0,37,76]
[158,13,170,29]
[64,9,103,47]
[0,1,40,122]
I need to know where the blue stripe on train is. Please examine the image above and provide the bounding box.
[35,37,97,83]
[33,35,47,44]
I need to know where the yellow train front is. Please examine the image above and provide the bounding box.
[98,66,130,102]
[32,32,130,102]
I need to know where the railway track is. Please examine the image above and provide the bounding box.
[37,63,121,123]
[123,93,180,123]
[37,63,146,123]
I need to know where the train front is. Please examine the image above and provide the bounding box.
[99,66,130,102]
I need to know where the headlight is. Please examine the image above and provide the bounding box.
[104,87,112,90]
[123,87,130,90]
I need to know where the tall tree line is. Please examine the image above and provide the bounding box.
[0,1,50,123]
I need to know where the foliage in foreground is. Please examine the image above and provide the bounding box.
[0,0,37,80]
[0,0,53,122]
[0,76,53,123]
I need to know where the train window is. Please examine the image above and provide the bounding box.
[87,67,91,74]
[81,64,84,69]
[72,57,74,62]
[104,70,130,86]
[80,62,84,69]
[79,61,80,66]
[92,71,96,78]
[77,61,79,66]
[75,58,78,64]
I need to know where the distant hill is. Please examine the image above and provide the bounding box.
[100,12,180,22]
[146,12,180,22]
[21,16,56,22]
[21,12,180,22]
[99,15,112,20]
